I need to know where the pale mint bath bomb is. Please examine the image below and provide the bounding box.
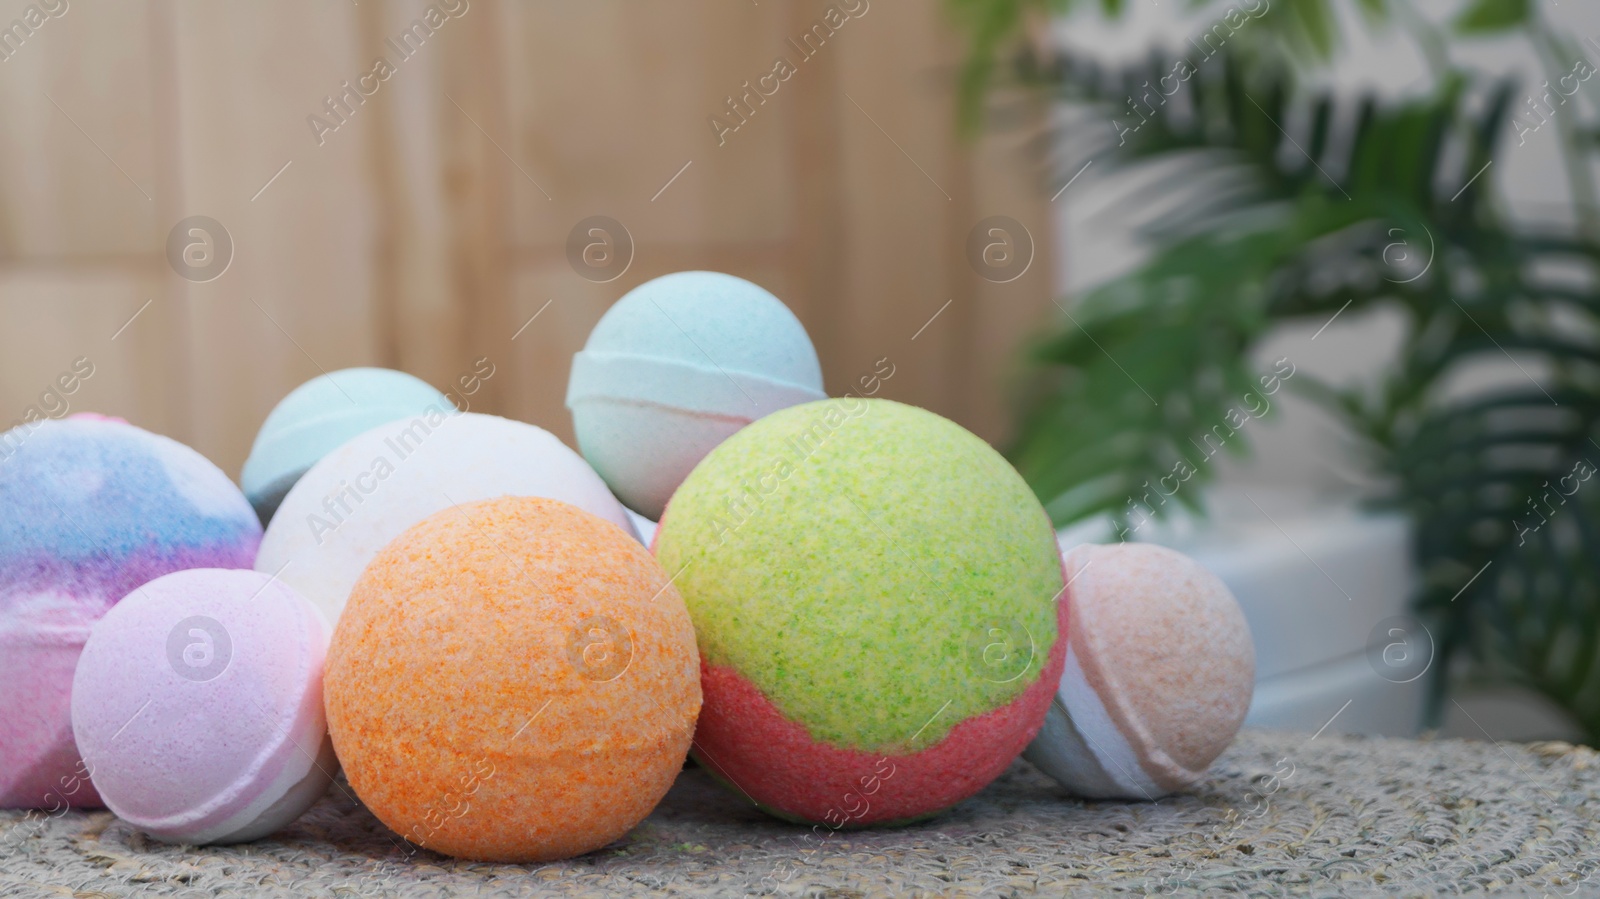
[566,272,826,519]
[243,369,451,525]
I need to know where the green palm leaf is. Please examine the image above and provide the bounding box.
[993,24,1600,739]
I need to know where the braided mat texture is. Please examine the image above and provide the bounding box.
[3,729,1598,898]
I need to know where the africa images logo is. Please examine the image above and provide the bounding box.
[305,0,469,147]
[708,0,869,147]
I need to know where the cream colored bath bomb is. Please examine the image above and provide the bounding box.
[257,412,638,628]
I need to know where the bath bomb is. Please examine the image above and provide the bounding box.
[566,271,826,519]
[653,398,1065,826]
[1023,543,1254,800]
[626,509,658,547]
[325,496,701,862]
[242,368,451,524]
[0,418,261,810]
[71,569,333,843]
[256,412,637,627]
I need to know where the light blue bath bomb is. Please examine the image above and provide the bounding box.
[566,271,825,519]
[242,368,451,525]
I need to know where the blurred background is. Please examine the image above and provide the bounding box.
[0,0,1054,461]
[4,0,1599,745]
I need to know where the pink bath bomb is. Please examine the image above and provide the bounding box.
[0,418,261,810]
[1024,543,1254,799]
[71,569,333,843]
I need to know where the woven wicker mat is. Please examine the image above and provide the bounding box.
[3,729,1598,898]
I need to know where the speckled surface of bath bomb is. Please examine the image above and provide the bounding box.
[71,569,333,843]
[653,398,1065,826]
[325,497,701,862]
[566,271,826,519]
[1023,543,1254,800]
[0,418,261,810]
[256,412,637,628]
[242,368,451,524]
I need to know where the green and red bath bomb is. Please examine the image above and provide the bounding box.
[654,398,1066,826]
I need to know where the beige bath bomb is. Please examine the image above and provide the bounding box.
[1023,543,1254,799]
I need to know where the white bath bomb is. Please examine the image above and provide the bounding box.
[256,412,637,626]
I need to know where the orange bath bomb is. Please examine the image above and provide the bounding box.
[324,496,701,862]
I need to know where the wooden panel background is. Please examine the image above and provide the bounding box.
[0,0,1055,479]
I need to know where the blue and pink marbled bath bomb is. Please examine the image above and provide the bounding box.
[0,417,261,809]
